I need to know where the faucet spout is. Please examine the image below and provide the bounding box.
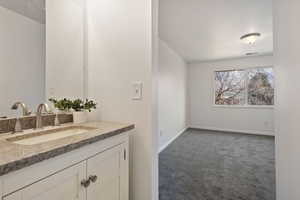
[36,103,51,129]
[11,102,31,116]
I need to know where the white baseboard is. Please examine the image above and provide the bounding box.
[189,125,275,136]
[159,127,188,153]
[158,126,274,154]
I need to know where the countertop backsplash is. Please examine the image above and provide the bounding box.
[0,114,73,134]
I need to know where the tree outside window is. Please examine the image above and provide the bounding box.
[215,67,274,106]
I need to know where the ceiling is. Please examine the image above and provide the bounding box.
[0,0,45,24]
[159,0,273,62]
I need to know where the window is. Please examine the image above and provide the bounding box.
[214,67,274,106]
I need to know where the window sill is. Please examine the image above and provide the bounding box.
[212,105,275,109]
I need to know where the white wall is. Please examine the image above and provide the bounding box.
[46,0,85,100]
[274,1,300,199]
[87,0,155,199]
[152,0,159,198]
[188,55,275,135]
[158,40,187,151]
[0,6,45,117]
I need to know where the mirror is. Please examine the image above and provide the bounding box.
[0,0,86,119]
[0,0,46,118]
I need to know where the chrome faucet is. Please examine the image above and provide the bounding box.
[11,102,31,116]
[36,103,51,129]
[11,102,31,133]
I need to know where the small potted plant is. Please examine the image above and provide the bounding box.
[49,98,73,113]
[72,99,97,124]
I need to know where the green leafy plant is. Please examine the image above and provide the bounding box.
[49,98,97,112]
[71,99,97,112]
[49,98,73,111]
[83,99,97,112]
[72,99,84,112]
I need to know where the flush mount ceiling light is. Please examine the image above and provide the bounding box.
[240,33,261,44]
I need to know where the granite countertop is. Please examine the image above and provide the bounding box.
[0,121,134,176]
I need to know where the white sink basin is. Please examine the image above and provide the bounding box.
[6,126,97,145]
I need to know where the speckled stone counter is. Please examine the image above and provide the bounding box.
[0,121,134,176]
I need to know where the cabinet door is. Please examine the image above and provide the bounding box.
[3,162,86,200]
[87,144,128,200]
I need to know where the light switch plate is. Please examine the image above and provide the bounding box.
[132,82,143,100]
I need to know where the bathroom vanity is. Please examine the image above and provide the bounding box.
[0,121,134,200]
[0,0,135,199]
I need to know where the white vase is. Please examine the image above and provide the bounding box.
[73,111,88,124]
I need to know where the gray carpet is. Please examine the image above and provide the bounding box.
[159,129,275,200]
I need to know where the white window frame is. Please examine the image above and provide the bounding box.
[213,66,275,109]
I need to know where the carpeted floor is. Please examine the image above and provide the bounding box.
[159,129,276,200]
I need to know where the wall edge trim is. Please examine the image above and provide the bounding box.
[189,125,275,137]
[159,127,188,153]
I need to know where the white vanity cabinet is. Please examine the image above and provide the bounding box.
[0,132,129,200]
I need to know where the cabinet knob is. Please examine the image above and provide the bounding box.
[81,179,91,188]
[89,175,98,183]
